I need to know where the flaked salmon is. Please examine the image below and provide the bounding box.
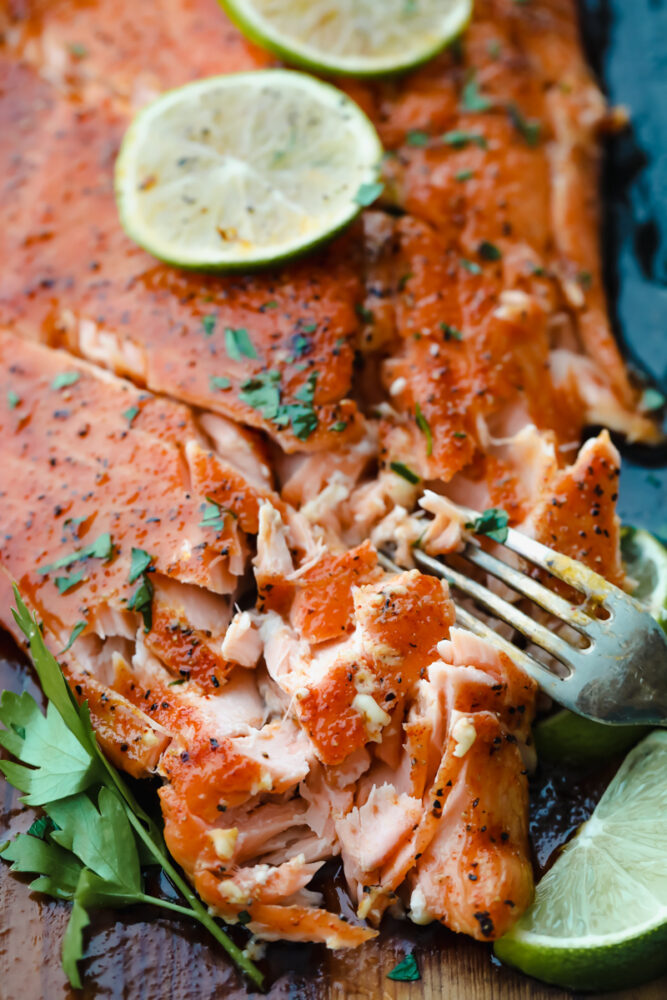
[0,0,658,965]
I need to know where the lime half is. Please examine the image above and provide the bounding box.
[621,526,667,631]
[495,731,667,992]
[219,0,473,78]
[115,70,383,270]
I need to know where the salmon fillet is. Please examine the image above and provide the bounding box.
[0,0,655,961]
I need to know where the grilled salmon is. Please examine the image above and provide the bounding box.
[0,0,656,962]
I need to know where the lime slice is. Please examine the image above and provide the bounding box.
[219,0,473,78]
[621,526,667,631]
[534,527,667,764]
[115,70,383,270]
[495,731,667,992]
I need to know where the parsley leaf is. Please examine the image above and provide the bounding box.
[55,570,85,594]
[202,314,216,337]
[460,258,482,275]
[387,951,421,982]
[455,168,474,181]
[466,507,510,543]
[38,532,113,576]
[199,499,226,533]
[225,327,257,361]
[122,405,139,425]
[508,103,541,147]
[300,322,317,334]
[440,322,463,341]
[478,240,502,261]
[355,302,374,324]
[240,370,319,441]
[51,372,81,391]
[641,387,666,412]
[7,389,20,409]
[354,181,384,206]
[390,461,421,485]
[442,130,487,149]
[1,590,265,990]
[406,129,430,147]
[330,421,347,432]
[61,621,87,654]
[128,547,153,584]
[128,574,153,632]
[209,375,231,391]
[461,73,492,112]
[415,403,433,457]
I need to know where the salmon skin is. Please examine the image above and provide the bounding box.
[0,0,656,959]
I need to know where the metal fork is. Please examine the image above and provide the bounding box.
[380,506,667,726]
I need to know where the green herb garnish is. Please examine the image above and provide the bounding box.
[390,461,420,485]
[440,322,463,341]
[38,533,113,577]
[455,168,474,181]
[51,372,81,391]
[127,574,153,632]
[202,314,216,337]
[240,370,319,441]
[225,327,257,361]
[415,403,433,457]
[61,622,87,654]
[442,130,487,149]
[209,376,231,392]
[460,258,482,275]
[387,951,421,982]
[406,129,430,147]
[54,571,85,595]
[508,103,541,147]
[0,590,263,989]
[461,73,492,113]
[641,388,666,412]
[7,390,20,409]
[128,548,153,584]
[355,303,374,324]
[354,181,384,207]
[478,240,502,261]
[122,405,139,425]
[330,421,347,432]
[199,499,227,533]
[466,507,510,543]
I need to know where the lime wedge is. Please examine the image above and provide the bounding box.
[115,70,383,270]
[495,731,667,992]
[219,0,473,78]
[533,709,650,766]
[621,526,667,631]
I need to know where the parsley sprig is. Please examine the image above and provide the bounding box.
[465,507,510,543]
[0,588,263,990]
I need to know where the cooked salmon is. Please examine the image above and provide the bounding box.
[0,0,657,963]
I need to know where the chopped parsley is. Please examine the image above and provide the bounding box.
[577,270,593,290]
[406,129,430,147]
[128,548,153,584]
[7,390,20,409]
[460,258,482,275]
[54,571,85,595]
[387,951,421,982]
[38,533,113,576]
[209,375,231,391]
[300,322,317,334]
[68,41,88,59]
[461,73,492,113]
[60,621,87,654]
[240,369,319,441]
[51,372,81,391]
[442,130,487,149]
[128,573,153,632]
[122,405,139,425]
[330,421,347,432]
[390,461,420,485]
[397,272,414,291]
[440,322,463,341]
[262,300,278,310]
[466,507,510,543]
[455,168,474,181]
[415,403,433,457]
[202,314,216,337]
[508,103,541,147]
[237,910,252,926]
[199,499,227,533]
[453,431,467,439]
[355,302,374,324]
[478,240,502,261]
[225,327,257,361]
[641,387,666,412]
[290,334,311,358]
[354,181,384,207]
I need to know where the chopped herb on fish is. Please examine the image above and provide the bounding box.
[390,461,421,484]
[461,73,492,112]
[415,403,433,456]
[466,507,510,543]
[7,390,20,409]
[508,103,541,147]
[38,533,114,576]
[442,130,487,149]
[225,327,257,361]
[479,240,502,261]
[354,181,384,207]
[61,621,87,654]
[51,372,81,391]
[210,376,231,391]
[387,951,421,982]
[122,405,139,425]
[55,571,85,595]
[128,548,153,584]
[406,129,430,147]
[127,574,153,632]
[440,322,463,341]
[202,314,216,337]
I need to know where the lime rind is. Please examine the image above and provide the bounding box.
[495,732,667,991]
[115,70,383,271]
[621,526,667,630]
[219,0,473,78]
